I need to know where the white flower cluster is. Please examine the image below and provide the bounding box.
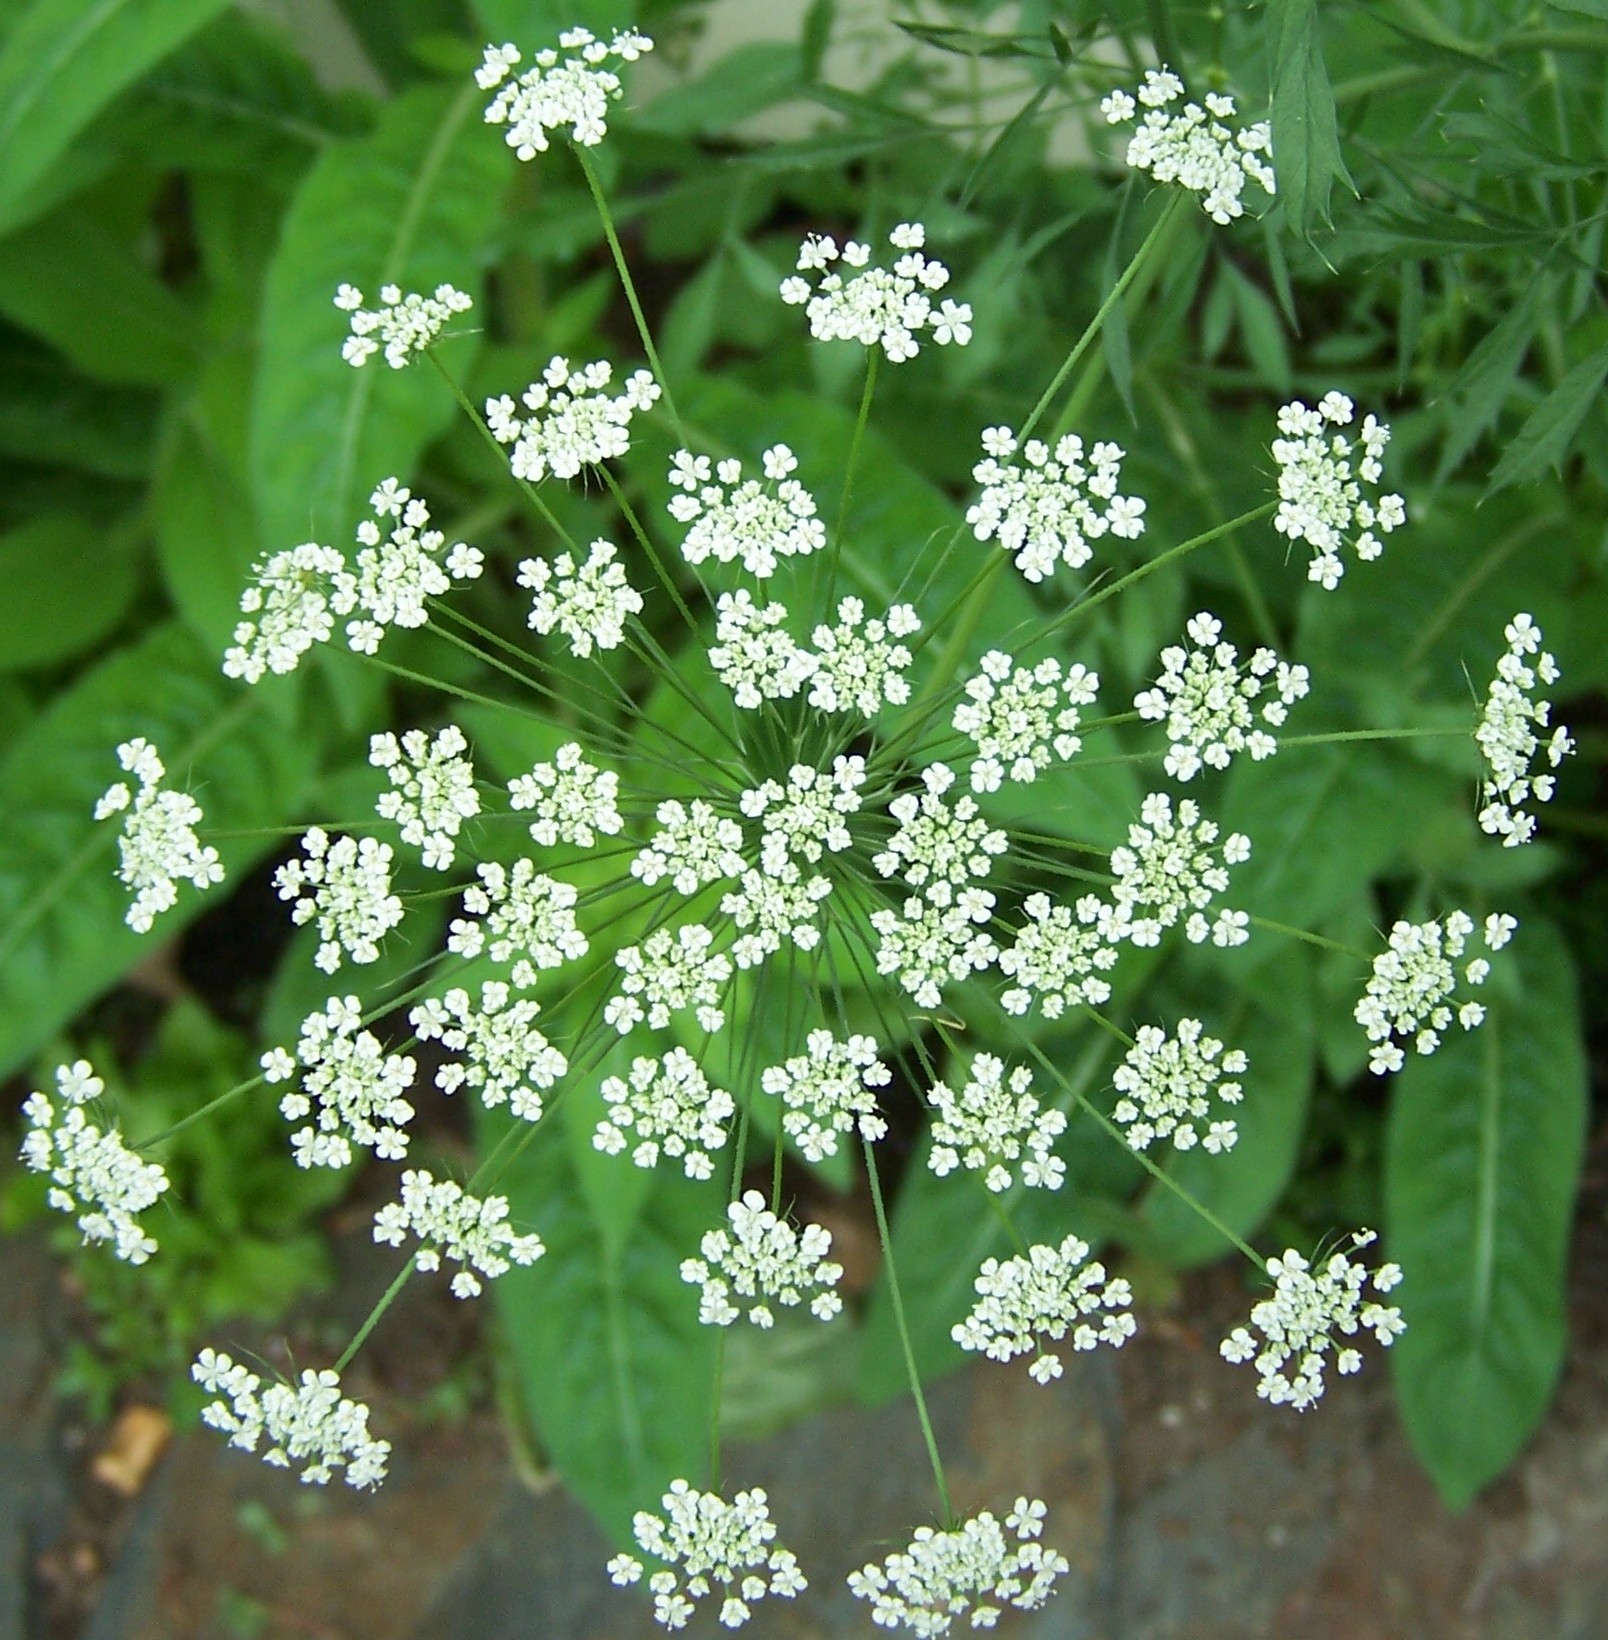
[760,1030,890,1162]
[487,355,660,482]
[1135,612,1309,781]
[1110,792,1251,947]
[334,281,472,369]
[477,28,652,156]
[507,742,622,846]
[779,222,972,362]
[1271,393,1406,590]
[967,428,1146,583]
[927,1054,1066,1191]
[1476,613,1573,847]
[1220,1230,1405,1410]
[633,798,745,895]
[20,1060,170,1265]
[447,859,588,987]
[808,596,921,716]
[721,866,833,969]
[707,591,817,708]
[596,1047,736,1178]
[607,924,733,1035]
[222,478,483,682]
[263,995,416,1168]
[372,1167,544,1299]
[1354,910,1515,1075]
[607,1480,806,1631]
[1112,1018,1246,1153]
[953,1234,1136,1384]
[1101,68,1275,224]
[871,889,999,1009]
[680,1189,844,1327]
[953,652,1100,792]
[743,757,865,872]
[274,828,403,975]
[848,1499,1069,1636]
[998,892,1124,1017]
[410,980,566,1121]
[192,1349,390,1489]
[94,738,224,934]
[370,725,480,871]
[873,763,1008,890]
[519,539,642,657]
[668,446,825,579]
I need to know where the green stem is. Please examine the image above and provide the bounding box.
[1249,915,1369,959]
[335,1259,414,1373]
[824,349,880,610]
[601,466,704,638]
[139,1077,259,1149]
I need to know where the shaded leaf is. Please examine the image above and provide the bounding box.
[634,43,804,135]
[0,514,141,671]
[1267,0,1352,237]
[1483,342,1608,497]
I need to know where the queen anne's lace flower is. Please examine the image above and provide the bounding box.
[632,799,746,895]
[447,859,587,987]
[1136,612,1309,781]
[1354,909,1514,1074]
[335,282,472,369]
[872,889,1000,1009]
[874,763,1008,890]
[478,28,652,157]
[807,597,921,716]
[1476,613,1574,847]
[220,542,343,681]
[848,1499,1069,1636]
[967,428,1146,583]
[606,924,733,1035]
[680,1190,844,1327]
[1220,1230,1405,1409]
[507,743,622,847]
[486,355,659,482]
[607,1480,806,1631]
[20,1060,170,1265]
[264,995,416,1168]
[953,653,1099,793]
[595,1047,735,1178]
[1101,68,1275,224]
[370,725,480,870]
[742,757,865,873]
[998,892,1124,1017]
[372,1167,544,1298]
[94,738,224,933]
[723,865,834,969]
[1112,1018,1246,1153]
[410,980,566,1121]
[707,591,817,707]
[928,1055,1066,1190]
[192,1349,390,1489]
[274,828,403,975]
[779,222,969,363]
[668,446,825,578]
[953,1234,1136,1383]
[1109,793,1250,948]
[760,1030,890,1162]
[520,539,642,656]
[1271,393,1406,590]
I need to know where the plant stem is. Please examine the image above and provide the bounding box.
[824,349,880,611]
[335,1259,414,1373]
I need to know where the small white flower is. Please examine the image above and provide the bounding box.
[94,738,224,933]
[20,1060,170,1265]
[1475,613,1573,847]
[336,281,472,369]
[608,1479,806,1631]
[487,355,659,481]
[507,742,623,846]
[760,1030,890,1162]
[998,892,1125,1018]
[447,859,588,988]
[743,757,866,873]
[953,652,1099,792]
[952,1234,1136,1383]
[871,889,999,1009]
[372,1167,544,1299]
[721,864,834,969]
[221,541,344,682]
[927,1054,1067,1191]
[632,799,746,895]
[479,28,654,157]
[680,1190,844,1327]
[273,828,403,974]
[192,1349,390,1489]
[608,925,733,1036]
[807,597,920,716]
[370,725,481,870]
[707,591,818,708]
[595,1047,735,1179]
[967,429,1146,583]
[1108,793,1250,947]
[668,445,825,578]
[1219,1230,1405,1410]
[874,763,1008,891]
[410,981,567,1122]
[1111,1018,1247,1153]
[520,539,642,656]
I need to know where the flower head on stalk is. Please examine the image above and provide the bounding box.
[680,1190,844,1327]
[372,1168,544,1298]
[335,282,472,369]
[928,1054,1067,1191]
[370,725,481,871]
[1476,613,1573,847]
[478,28,653,157]
[487,356,659,482]
[668,445,825,578]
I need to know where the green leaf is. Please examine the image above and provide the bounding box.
[634,43,804,135]
[0,0,232,233]
[0,622,316,1078]
[0,513,141,671]
[1267,0,1352,237]
[801,0,835,81]
[0,325,159,477]
[250,80,507,551]
[1386,916,1586,1505]
[1541,0,1608,18]
[893,21,1063,60]
[1434,279,1540,481]
[1483,342,1608,497]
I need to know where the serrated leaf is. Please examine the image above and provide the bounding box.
[0,0,232,233]
[1434,279,1540,481]
[0,513,141,671]
[1483,342,1608,497]
[1386,916,1586,1505]
[0,622,316,1077]
[250,80,507,551]
[1267,0,1351,238]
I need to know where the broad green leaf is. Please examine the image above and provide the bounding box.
[493,1110,718,1541]
[1386,916,1586,1505]
[250,80,508,552]
[1483,342,1608,497]
[0,622,316,1078]
[1541,0,1608,18]
[0,325,158,477]
[0,513,141,671]
[0,0,232,233]
[634,43,804,135]
[1267,0,1351,238]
